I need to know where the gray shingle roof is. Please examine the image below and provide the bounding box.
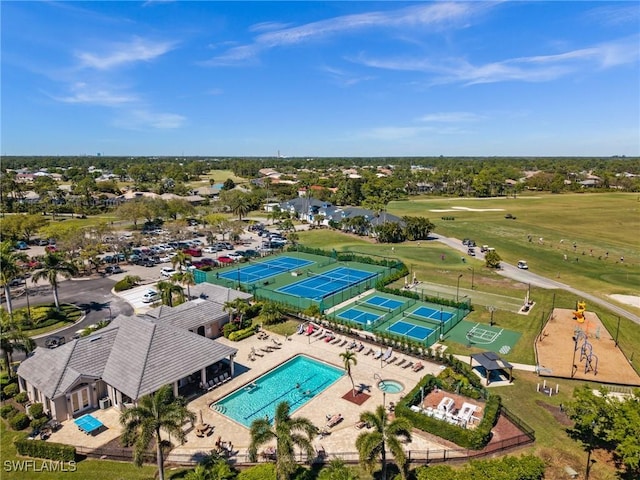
[18,315,237,401]
[190,283,252,303]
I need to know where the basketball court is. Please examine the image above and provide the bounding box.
[447,320,521,355]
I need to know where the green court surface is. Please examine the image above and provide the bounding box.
[447,320,521,355]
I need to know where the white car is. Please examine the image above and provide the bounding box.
[203,246,219,254]
[517,260,529,270]
[142,290,160,303]
[227,252,244,261]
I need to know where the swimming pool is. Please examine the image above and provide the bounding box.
[211,355,344,428]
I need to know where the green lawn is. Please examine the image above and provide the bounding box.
[388,192,640,300]
[0,421,163,480]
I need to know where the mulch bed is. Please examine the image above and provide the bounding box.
[341,391,370,405]
[536,399,573,426]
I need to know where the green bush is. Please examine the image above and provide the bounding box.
[3,383,19,398]
[0,404,17,419]
[14,392,29,404]
[28,402,44,419]
[414,455,545,480]
[14,439,76,461]
[30,416,50,431]
[223,322,240,338]
[114,277,136,292]
[237,463,276,480]
[9,412,31,430]
[228,326,257,342]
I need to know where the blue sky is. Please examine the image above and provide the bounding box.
[2,1,639,157]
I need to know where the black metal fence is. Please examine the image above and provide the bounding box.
[75,407,534,467]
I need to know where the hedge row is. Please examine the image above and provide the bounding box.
[15,439,76,461]
[228,327,257,342]
[414,455,545,480]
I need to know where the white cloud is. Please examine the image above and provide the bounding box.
[418,112,484,123]
[76,37,176,70]
[319,65,374,87]
[205,2,486,66]
[354,35,640,85]
[113,109,186,130]
[53,82,137,105]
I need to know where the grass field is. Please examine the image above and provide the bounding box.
[388,192,640,301]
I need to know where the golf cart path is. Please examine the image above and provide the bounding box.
[430,233,640,326]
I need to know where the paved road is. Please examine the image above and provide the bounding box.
[430,233,640,325]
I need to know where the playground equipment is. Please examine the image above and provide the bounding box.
[573,301,587,322]
[572,326,599,376]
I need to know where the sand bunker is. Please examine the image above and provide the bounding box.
[429,207,506,213]
[608,294,640,308]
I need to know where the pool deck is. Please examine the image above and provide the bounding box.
[47,329,451,462]
[169,331,450,462]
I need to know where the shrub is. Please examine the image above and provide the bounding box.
[0,404,17,419]
[228,326,257,342]
[223,322,240,338]
[9,412,30,430]
[14,392,29,404]
[14,439,76,461]
[237,463,276,480]
[3,383,19,398]
[113,276,139,292]
[30,416,49,431]
[28,402,45,419]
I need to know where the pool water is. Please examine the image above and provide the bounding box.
[377,379,405,394]
[212,355,344,428]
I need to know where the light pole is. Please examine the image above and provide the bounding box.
[468,266,474,290]
[456,274,463,302]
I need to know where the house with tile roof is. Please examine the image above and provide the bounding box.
[16,283,250,421]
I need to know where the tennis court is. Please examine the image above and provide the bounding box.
[362,295,405,310]
[218,256,314,284]
[337,308,382,326]
[406,305,455,324]
[74,414,104,434]
[277,266,376,300]
[387,320,434,341]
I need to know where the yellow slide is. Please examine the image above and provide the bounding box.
[573,301,587,322]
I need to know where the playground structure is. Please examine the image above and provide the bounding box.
[572,300,587,322]
[535,308,640,386]
[572,328,598,376]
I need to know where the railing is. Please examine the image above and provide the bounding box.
[75,424,534,467]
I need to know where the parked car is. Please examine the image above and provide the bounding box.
[222,242,234,250]
[517,260,529,270]
[142,290,160,303]
[45,335,66,349]
[199,258,216,266]
[238,249,260,258]
[105,265,123,274]
[36,238,49,246]
[16,241,29,250]
[161,268,178,277]
[227,252,244,261]
[183,247,202,257]
[139,258,157,268]
[203,246,221,254]
[44,245,57,253]
[9,277,26,287]
[467,248,476,256]
[217,256,234,264]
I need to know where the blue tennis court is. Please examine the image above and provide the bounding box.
[363,296,405,310]
[218,256,313,284]
[407,306,455,323]
[387,320,434,341]
[74,414,104,434]
[337,308,382,325]
[277,267,376,300]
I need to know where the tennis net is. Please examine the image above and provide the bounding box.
[403,311,442,327]
[248,259,293,274]
[355,299,395,315]
[307,270,354,286]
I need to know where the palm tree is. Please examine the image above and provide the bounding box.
[31,251,78,310]
[355,405,413,480]
[248,401,317,480]
[171,250,191,272]
[339,349,358,397]
[259,301,284,326]
[0,241,28,316]
[177,270,195,300]
[223,298,249,325]
[0,309,35,378]
[320,458,358,480]
[157,280,184,307]
[120,384,195,480]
